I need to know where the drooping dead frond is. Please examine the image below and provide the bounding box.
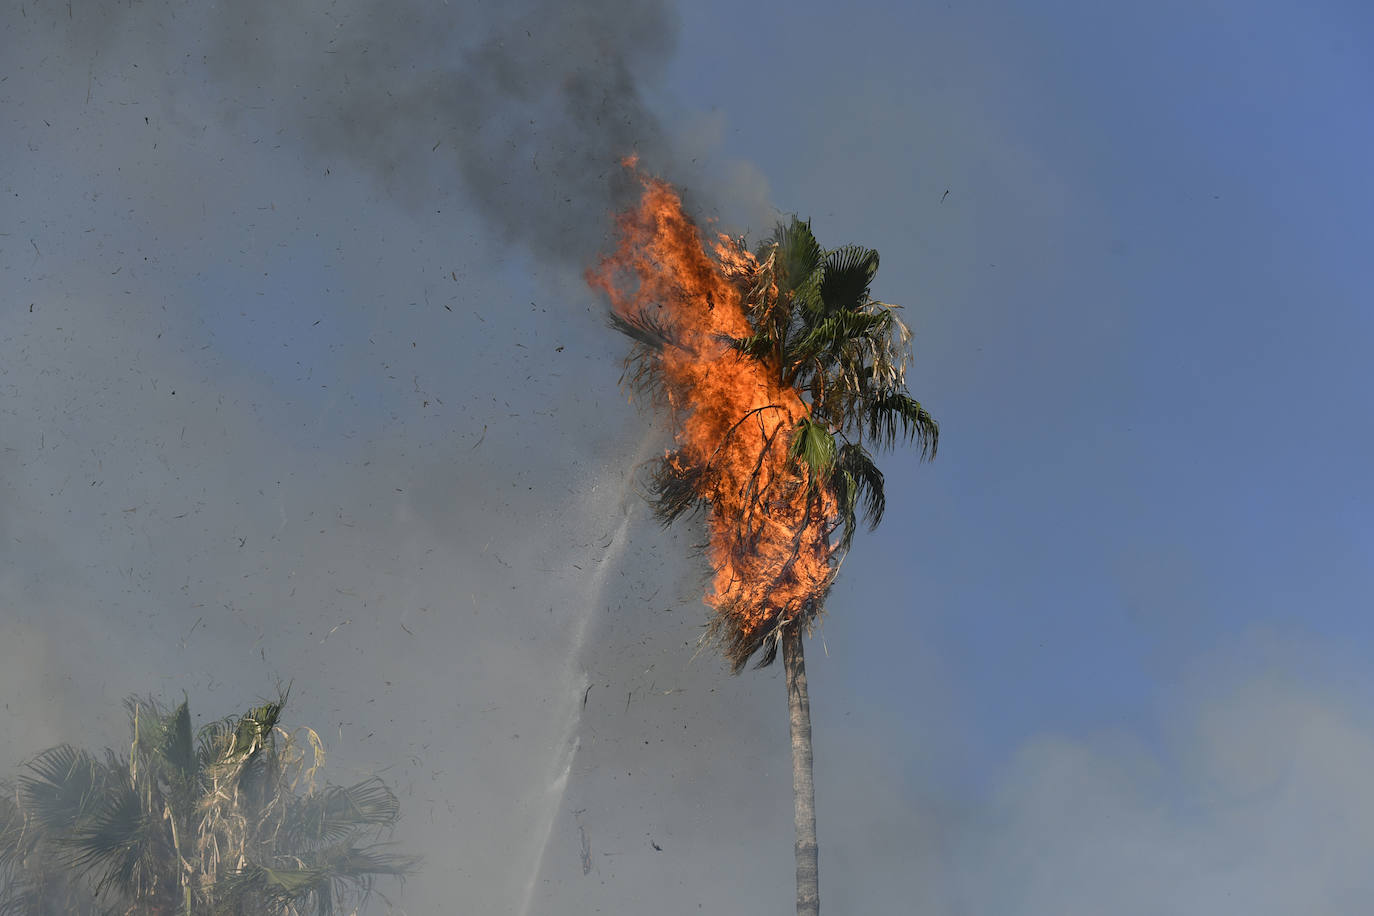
[706,589,831,673]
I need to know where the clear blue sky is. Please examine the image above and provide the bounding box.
[2,0,1371,912]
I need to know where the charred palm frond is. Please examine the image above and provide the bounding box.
[706,590,831,673]
[609,308,685,409]
[704,598,772,673]
[645,453,707,526]
[607,307,677,354]
[738,418,791,545]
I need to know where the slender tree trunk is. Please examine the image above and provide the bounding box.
[783,624,819,916]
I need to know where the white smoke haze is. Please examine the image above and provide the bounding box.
[3,1,1370,914]
[933,654,1374,914]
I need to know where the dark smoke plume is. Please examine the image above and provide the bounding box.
[26,0,682,264]
[211,0,678,262]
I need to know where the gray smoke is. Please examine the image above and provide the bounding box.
[20,0,693,263]
[209,0,683,262]
[0,2,783,913]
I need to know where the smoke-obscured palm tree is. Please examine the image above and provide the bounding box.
[609,213,937,915]
[0,694,419,916]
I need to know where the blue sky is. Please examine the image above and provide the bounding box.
[664,0,1374,748]
[2,0,1372,912]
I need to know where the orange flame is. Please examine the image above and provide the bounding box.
[589,174,838,659]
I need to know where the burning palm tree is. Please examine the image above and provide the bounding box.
[590,172,938,916]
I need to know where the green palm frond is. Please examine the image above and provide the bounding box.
[292,778,401,847]
[0,814,99,916]
[16,746,104,835]
[124,696,196,789]
[788,417,836,486]
[828,442,886,551]
[317,841,421,879]
[0,787,25,868]
[819,245,880,314]
[865,391,939,458]
[763,218,823,296]
[752,218,826,338]
[786,309,891,370]
[219,842,419,915]
[65,773,154,896]
[163,700,195,785]
[839,443,886,528]
[215,862,331,915]
[0,784,49,915]
[831,468,858,551]
[197,717,239,769]
[227,698,285,763]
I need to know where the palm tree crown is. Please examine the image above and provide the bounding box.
[613,215,938,669]
[0,694,418,916]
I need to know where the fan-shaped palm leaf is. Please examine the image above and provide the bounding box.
[64,772,155,898]
[763,218,823,297]
[289,777,401,848]
[818,245,880,315]
[15,746,101,835]
[788,417,837,491]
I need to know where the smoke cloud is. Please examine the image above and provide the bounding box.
[20,0,697,263]
[1,1,786,912]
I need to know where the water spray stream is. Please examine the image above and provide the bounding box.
[516,430,660,916]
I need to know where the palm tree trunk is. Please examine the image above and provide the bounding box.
[782,624,819,916]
